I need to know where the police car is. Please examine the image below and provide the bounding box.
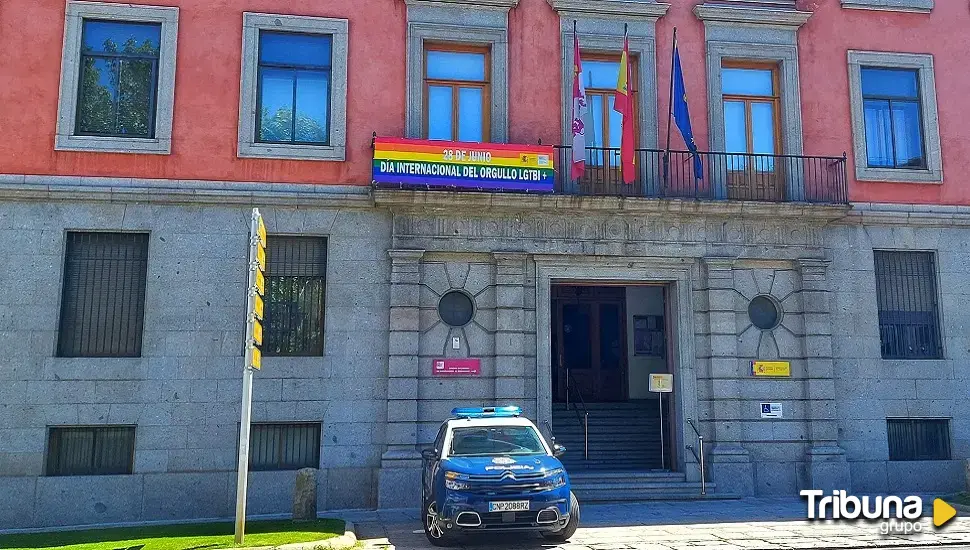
[420,406,579,546]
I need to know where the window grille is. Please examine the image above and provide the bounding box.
[47,426,135,476]
[58,232,149,357]
[249,422,321,471]
[264,236,327,356]
[887,418,950,461]
[873,251,942,359]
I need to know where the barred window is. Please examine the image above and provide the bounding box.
[873,251,942,359]
[887,418,950,461]
[250,422,321,471]
[46,426,135,476]
[58,232,150,357]
[264,236,327,356]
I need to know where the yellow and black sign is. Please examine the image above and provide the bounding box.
[752,361,791,377]
[252,318,263,347]
[255,269,265,296]
[246,208,267,370]
[254,294,264,321]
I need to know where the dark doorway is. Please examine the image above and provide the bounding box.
[551,285,627,403]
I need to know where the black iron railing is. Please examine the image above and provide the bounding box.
[553,146,848,204]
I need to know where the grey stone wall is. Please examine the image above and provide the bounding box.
[827,209,970,495]
[4,182,969,528]
[0,188,391,529]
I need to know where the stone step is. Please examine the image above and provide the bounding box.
[575,489,732,503]
[569,471,687,481]
[563,461,662,469]
[553,401,662,409]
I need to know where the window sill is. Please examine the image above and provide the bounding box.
[856,166,943,184]
[238,141,346,162]
[55,134,171,155]
[841,0,933,14]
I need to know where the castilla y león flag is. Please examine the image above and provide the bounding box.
[570,28,588,180]
[614,29,636,184]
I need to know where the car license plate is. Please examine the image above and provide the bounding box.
[488,501,529,512]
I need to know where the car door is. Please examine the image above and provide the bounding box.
[423,423,447,503]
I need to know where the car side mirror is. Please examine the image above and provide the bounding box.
[421,448,439,461]
[553,443,566,457]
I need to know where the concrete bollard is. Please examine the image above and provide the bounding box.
[293,467,317,521]
[965,458,970,492]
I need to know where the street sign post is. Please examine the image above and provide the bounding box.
[234,208,266,545]
[648,373,674,471]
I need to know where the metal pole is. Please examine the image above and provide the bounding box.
[584,412,588,460]
[234,209,260,545]
[234,368,254,544]
[699,435,706,495]
[663,28,678,191]
[659,392,665,471]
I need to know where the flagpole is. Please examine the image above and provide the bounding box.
[664,27,678,190]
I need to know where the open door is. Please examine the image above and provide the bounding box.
[552,286,627,403]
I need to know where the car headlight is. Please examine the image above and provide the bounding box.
[444,471,471,491]
[446,479,471,491]
[543,468,566,489]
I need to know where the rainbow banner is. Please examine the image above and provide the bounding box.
[373,137,555,193]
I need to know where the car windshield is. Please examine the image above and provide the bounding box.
[450,425,547,457]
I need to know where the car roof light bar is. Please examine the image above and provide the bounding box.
[451,406,521,418]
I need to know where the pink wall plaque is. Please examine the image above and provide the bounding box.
[432,358,481,376]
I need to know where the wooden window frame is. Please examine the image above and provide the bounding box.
[422,42,491,142]
[580,52,639,171]
[720,60,783,161]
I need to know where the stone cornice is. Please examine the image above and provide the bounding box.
[842,202,970,227]
[0,174,374,208]
[546,0,670,19]
[693,3,812,27]
[374,188,849,222]
[405,0,519,10]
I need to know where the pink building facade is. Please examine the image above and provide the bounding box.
[1,0,968,528]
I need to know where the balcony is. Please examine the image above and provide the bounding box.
[553,146,848,205]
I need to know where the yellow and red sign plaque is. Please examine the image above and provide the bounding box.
[752,361,791,377]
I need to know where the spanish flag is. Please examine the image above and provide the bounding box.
[614,28,635,184]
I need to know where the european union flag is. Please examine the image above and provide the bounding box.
[672,45,702,180]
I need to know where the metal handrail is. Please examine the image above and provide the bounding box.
[565,370,590,461]
[686,418,706,496]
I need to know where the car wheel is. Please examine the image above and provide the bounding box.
[541,491,580,543]
[423,499,455,547]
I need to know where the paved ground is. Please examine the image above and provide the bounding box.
[337,498,970,550]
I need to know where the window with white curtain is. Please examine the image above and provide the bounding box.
[861,68,925,169]
[847,51,941,183]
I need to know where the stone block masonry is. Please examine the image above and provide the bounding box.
[0,183,391,528]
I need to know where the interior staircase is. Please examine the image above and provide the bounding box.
[551,401,722,502]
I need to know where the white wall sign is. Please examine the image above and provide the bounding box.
[760,402,783,418]
[649,373,674,393]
